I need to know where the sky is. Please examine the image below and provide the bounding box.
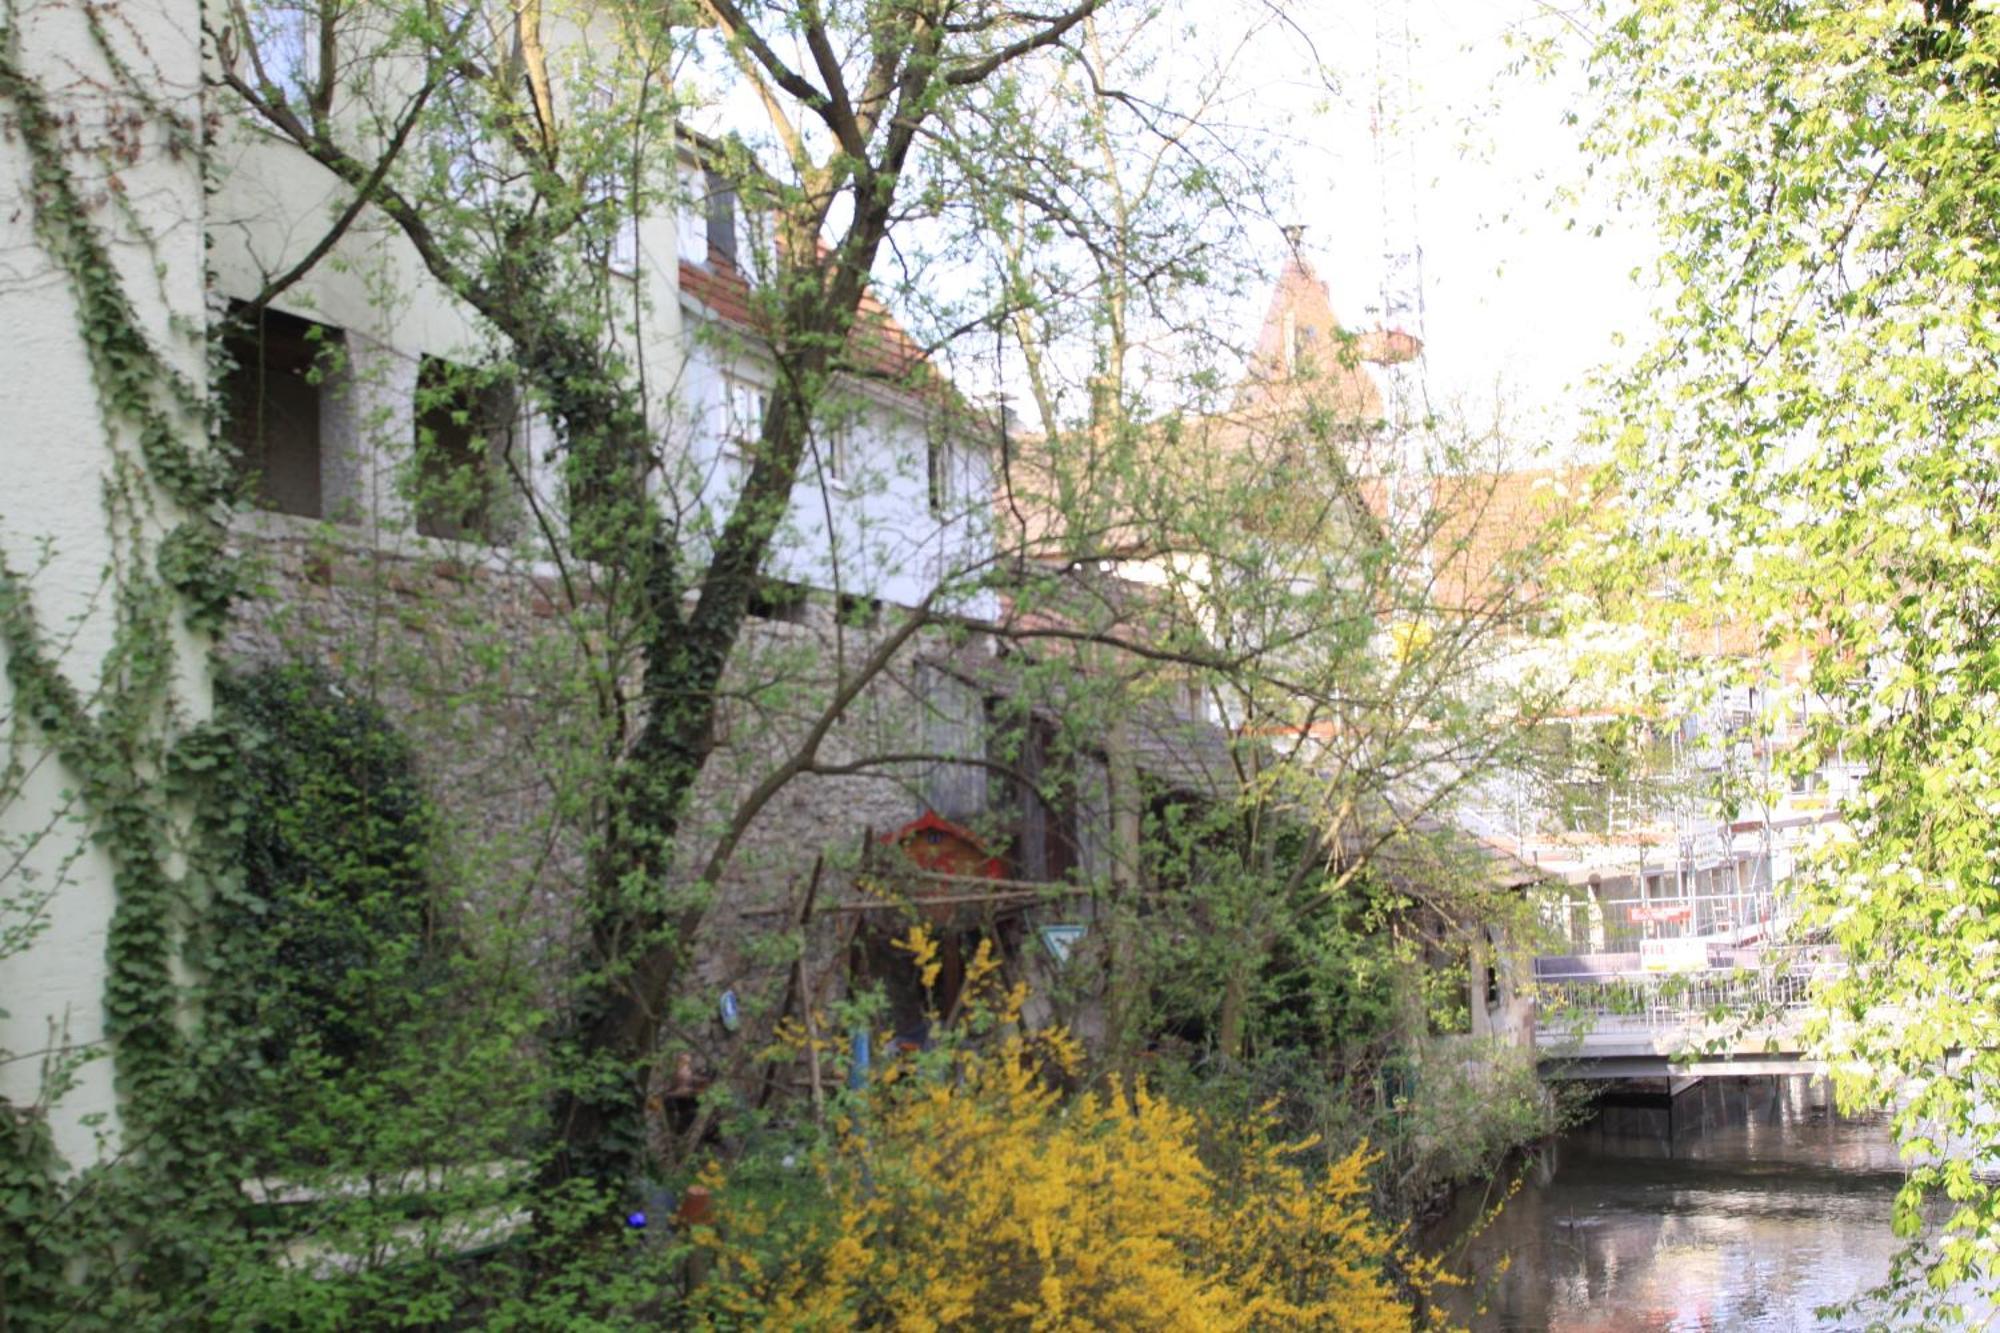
[686,0,1664,455]
[1253,0,1662,449]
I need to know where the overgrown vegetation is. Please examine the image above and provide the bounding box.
[688,930,1453,1330]
[1,0,1569,1324]
[1578,0,2000,1316]
[216,665,441,1119]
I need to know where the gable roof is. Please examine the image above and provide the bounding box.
[1235,252,1421,424]
[679,251,934,386]
[1359,467,1591,615]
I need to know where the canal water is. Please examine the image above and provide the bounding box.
[1426,1077,1917,1330]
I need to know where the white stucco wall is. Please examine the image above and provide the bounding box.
[204,21,687,548]
[2,0,996,1168]
[672,308,998,619]
[205,9,991,612]
[0,0,212,1166]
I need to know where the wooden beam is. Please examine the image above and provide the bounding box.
[740,883,1092,918]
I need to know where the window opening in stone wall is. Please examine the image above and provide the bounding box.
[222,303,341,519]
[747,577,811,625]
[414,357,514,543]
[837,592,881,629]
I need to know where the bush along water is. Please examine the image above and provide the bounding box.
[678,926,1459,1330]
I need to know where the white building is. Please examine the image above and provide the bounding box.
[0,0,213,1168]
[669,151,995,618]
[1,0,993,1169]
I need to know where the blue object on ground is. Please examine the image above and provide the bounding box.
[848,1027,871,1089]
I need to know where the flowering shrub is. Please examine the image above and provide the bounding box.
[689,930,1445,1330]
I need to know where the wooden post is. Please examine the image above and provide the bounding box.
[1103,719,1145,1070]
[796,858,828,1125]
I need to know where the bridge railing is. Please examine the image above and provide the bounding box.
[1531,944,1838,1029]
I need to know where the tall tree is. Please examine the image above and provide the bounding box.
[211,0,1282,1190]
[1583,0,2000,1314]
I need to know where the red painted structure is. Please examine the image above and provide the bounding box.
[882,811,1005,880]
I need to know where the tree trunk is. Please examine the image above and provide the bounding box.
[1102,720,1145,1071]
[1216,969,1247,1064]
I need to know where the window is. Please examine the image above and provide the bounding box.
[747,577,810,624]
[584,177,638,274]
[676,163,709,265]
[413,358,514,543]
[837,592,880,629]
[704,169,740,270]
[821,416,852,484]
[609,207,638,274]
[724,377,767,452]
[247,0,322,100]
[222,304,341,518]
[928,437,955,516]
[588,88,638,274]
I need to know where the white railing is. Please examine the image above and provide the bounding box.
[1532,945,1837,1028]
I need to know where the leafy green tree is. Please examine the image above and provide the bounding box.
[213,666,437,1134]
[1582,0,2000,1314]
[213,0,1166,1190]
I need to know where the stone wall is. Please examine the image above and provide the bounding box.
[222,520,993,1021]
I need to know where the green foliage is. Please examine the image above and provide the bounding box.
[0,13,254,1323]
[215,664,438,1089]
[0,0,1571,1321]
[1129,792,1560,1218]
[1582,0,2000,1314]
[1152,1036,1561,1224]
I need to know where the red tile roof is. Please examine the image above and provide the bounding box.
[679,254,931,385]
[1352,467,1592,614]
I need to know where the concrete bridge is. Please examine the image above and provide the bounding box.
[1529,944,1835,1081]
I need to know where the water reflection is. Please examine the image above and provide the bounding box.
[1429,1077,1908,1331]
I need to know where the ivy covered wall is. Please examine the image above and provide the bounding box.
[0,0,219,1169]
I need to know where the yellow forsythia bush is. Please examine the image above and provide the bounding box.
[691,937,1444,1330]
